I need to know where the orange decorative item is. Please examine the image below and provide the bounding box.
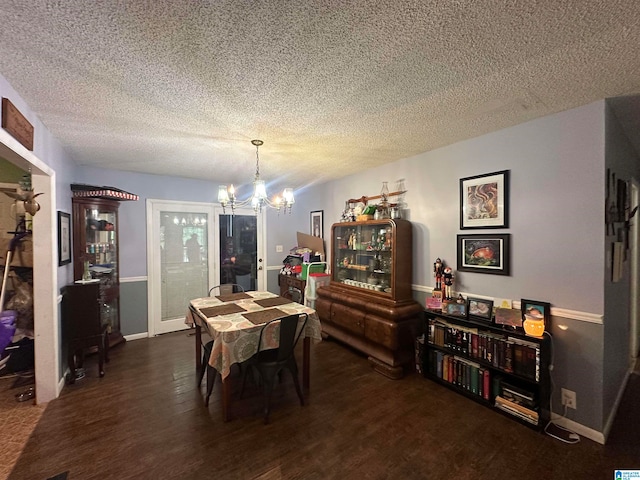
[523,318,545,337]
[521,299,550,338]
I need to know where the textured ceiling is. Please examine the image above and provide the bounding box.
[1,1,640,194]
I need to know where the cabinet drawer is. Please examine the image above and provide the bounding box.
[365,315,398,350]
[315,297,332,323]
[331,303,365,336]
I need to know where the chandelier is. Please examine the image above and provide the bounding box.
[217,139,294,214]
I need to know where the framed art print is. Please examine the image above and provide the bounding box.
[311,210,324,238]
[58,211,71,266]
[460,170,509,229]
[495,307,523,328]
[457,233,511,275]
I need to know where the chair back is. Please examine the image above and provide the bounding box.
[283,286,303,304]
[208,283,245,296]
[257,313,308,362]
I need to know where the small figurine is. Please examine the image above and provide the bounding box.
[433,258,443,291]
[456,293,465,304]
[443,266,454,299]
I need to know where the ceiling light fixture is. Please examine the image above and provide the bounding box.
[217,139,294,214]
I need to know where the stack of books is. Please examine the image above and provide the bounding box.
[494,379,539,425]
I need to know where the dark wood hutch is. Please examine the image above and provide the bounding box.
[70,184,138,347]
[316,217,422,379]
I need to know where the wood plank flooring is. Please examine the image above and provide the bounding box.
[0,374,43,479]
[8,332,640,479]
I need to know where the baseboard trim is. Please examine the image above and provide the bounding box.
[550,415,606,445]
[123,332,148,341]
[57,373,66,397]
[601,368,632,443]
[120,276,147,283]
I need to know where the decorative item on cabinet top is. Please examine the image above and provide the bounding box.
[71,184,139,201]
[341,180,407,222]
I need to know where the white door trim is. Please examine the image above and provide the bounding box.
[0,131,58,404]
[146,199,215,336]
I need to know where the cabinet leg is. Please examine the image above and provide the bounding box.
[98,340,105,378]
[67,349,77,385]
[367,356,404,380]
[104,330,110,363]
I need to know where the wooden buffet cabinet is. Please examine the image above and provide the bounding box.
[315,218,422,379]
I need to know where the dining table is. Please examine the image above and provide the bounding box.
[185,290,322,421]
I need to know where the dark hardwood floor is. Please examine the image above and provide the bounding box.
[9,331,640,479]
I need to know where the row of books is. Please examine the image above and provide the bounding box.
[427,319,541,381]
[426,350,491,400]
[415,334,425,374]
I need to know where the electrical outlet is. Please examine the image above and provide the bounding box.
[276,245,283,253]
[561,388,577,409]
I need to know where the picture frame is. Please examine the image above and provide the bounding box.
[457,233,511,275]
[311,210,324,238]
[445,302,467,318]
[494,307,523,328]
[521,299,551,333]
[467,297,494,322]
[460,170,509,229]
[58,211,71,266]
[426,296,442,311]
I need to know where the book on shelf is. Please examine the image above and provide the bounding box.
[509,338,540,381]
[482,368,490,400]
[415,334,425,374]
[495,395,539,425]
[499,379,537,409]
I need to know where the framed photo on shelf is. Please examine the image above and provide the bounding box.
[521,299,551,336]
[58,211,71,266]
[445,302,467,318]
[311,210,324,238]
[467,297,493,322]
[494,307,523,328]
[426,296,442,310]
[457,233,511,275]
[460,170,509,229]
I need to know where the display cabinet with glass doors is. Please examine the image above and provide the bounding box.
[72,196,123,346]
[315,218,422,379]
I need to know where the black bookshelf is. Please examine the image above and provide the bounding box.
[423,309,551,430]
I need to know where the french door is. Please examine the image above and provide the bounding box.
[147,200,265,336]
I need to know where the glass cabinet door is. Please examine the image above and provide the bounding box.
[84,207,118,284]
[332,221,394,296]
[73,198,122,343]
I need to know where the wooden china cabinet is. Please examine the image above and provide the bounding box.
[71,187,136,347]
[315,218,422,379]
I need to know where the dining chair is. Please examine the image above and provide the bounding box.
[240,312,309,424]
[282,286,303,304]
[208,283,245,296]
